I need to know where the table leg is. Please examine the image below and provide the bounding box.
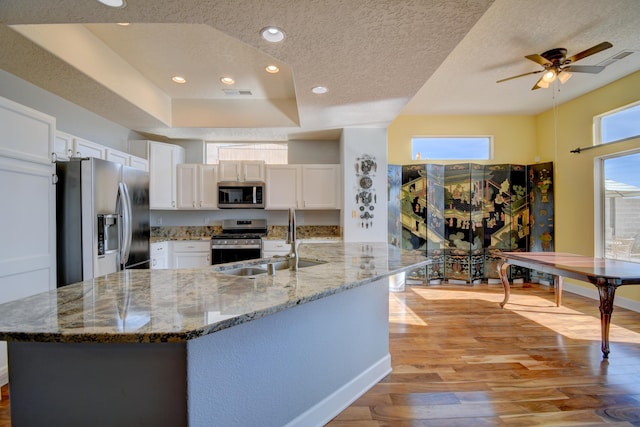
[594,279,617,358]
[498,261,510,308]
[554,275,563,307]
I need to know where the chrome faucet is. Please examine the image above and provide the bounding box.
[287,208,298,271]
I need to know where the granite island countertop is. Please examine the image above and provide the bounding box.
[0,242,427,344]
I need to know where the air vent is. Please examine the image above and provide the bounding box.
[597,50,635,68]
[222,89,253,96]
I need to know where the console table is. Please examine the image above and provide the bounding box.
[497,251,640,358]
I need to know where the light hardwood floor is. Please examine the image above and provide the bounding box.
[327,283,640,426]
[1,283,639,426]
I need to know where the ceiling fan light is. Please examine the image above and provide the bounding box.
[542,69,557,83]
[558,71,572,84]
[536,79,550,89]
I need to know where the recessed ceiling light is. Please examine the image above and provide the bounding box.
[220,77,235,85]
[117,23,130,26]
[260,26,285,43]
[172,76,187,84]
[96,0,126,8]
[265,65,280,74]
[311,86,328,94]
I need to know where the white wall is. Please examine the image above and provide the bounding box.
[0,69,137,151]
[340,128,388,242]
[288,140,340,164]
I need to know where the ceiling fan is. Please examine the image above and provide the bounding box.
[497,41,613,90]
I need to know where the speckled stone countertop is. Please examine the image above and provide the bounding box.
[0,243,427,344]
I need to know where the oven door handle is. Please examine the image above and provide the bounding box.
[212,245,262,250]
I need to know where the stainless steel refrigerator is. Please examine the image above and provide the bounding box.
[56,157,150,287]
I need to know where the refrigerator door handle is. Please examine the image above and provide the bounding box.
[117,182,133,267]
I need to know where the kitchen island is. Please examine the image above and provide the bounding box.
[0,242,428,427]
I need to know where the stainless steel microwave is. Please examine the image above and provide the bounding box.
[217,182,265,208]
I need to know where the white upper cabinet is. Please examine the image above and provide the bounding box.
[265,165,300,209]
[265,164,340,210]
[300,164,341,209]
[72,137,105,159]
[177,164,218,210]
[177,164,199,209]
[147,141,185,210]
[105,148,130,166]
[199,164,218,209]
[53,131,73,161]
[218,160,265,182]
[128,156,148,171]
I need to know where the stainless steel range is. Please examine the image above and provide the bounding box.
[211,219,267,265]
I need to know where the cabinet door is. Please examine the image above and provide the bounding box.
[150,242,168,269]
[199,164,218,209]
[301,165,340,209]
[176,164,198,209]
[105,149,130,166]
[171,252,211,268]
[218,161,240,181]
[72,137,105,159]
[54,131,73,161]
[242,161,265,181]
[265,165,299,209]
[129,156,148,171]
[149,142,184,209]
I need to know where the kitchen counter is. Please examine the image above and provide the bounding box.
[0,243,422,344]
[0,242,428,427]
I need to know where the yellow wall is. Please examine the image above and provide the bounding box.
[536,70,640,300]
[388,115,537,165]
[388,70,640,301]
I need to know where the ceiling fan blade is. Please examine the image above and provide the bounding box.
[566,65,606,74]
[565,41,613,64]
[496,69,543,83]
[525,53,551,67]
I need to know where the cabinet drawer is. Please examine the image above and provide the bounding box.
[172,240,211,252]
[262,240,288,251]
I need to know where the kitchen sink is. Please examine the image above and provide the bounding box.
[217,258,327,277]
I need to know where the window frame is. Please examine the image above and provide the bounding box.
[594,100,640,146]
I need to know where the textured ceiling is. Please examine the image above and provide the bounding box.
[1,0,639,142]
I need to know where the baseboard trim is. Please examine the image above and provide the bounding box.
[0,364,7,388]
[285,354,392,427]
[564,283,640,313]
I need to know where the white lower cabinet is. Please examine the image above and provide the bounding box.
[150,241,169,270]
[151,240,212,269]
[170,241,211,268]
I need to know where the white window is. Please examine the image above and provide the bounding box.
[205,142,288,164]
[411,136,492,160]
[595,101,640,145]
[598,151,640,262]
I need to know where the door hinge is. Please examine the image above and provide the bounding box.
[52,174,59,185]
